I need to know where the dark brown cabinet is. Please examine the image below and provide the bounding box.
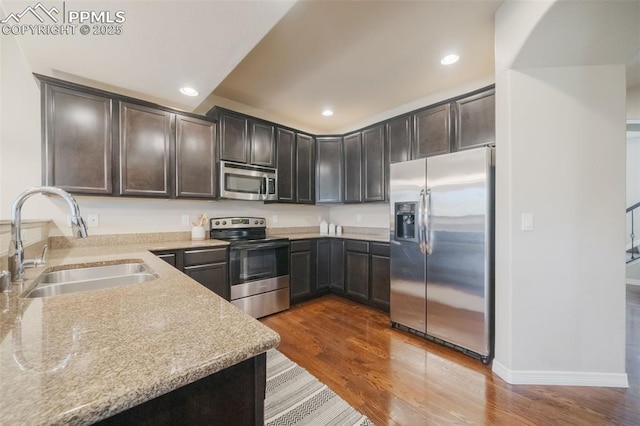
[276,128,296,203]
[217,110,275,167]
[152,247,229,300]
[345,240,370,303]
[343,133,362,203]
[315,239,332,292]
[316,136,343,203]
[369,243,390,311]
[119,102,172,197]
[387,115,412,164]
[290,240,313,302]
[175,115,217,199]
[218,112,248,164]
[362,125,385,202]
[454,88,495,151]
[414,103,452,159]
[330,239,345,292]
[295,134,315,204]
[42,83,113,194]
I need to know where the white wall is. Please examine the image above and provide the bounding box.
[629,87,640,120]
[328,203,388,230]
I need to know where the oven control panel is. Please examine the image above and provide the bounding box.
[210,217,266,229]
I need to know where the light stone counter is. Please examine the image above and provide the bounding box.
[0,239,279,426]
[271,232,390,243]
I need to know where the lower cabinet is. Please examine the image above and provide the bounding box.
[289,238,390,313]
[152,247,229,300]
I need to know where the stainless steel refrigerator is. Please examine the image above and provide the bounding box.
[389,147,494,363]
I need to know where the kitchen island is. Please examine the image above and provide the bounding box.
[0,239,280,425]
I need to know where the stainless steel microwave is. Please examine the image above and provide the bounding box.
[219,161,277,201]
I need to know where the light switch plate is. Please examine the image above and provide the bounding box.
[272,215,278,224]
[521,213,534,231]
[181,215,190,226]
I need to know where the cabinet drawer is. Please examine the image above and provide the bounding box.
[184,247,227,266]
[290,240,312,252]
[345,240,369,253]
[370,243,390,257]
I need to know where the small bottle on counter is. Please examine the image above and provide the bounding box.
[336,225,342,236]
[320,219,328,235]
[328,223,336,235]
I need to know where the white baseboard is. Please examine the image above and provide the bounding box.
[492,360,629,388]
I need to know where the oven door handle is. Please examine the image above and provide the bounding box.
[231,241,290,251]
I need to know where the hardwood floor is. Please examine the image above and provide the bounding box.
[261,291,640,425]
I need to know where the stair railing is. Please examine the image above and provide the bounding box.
[626,201,640,263]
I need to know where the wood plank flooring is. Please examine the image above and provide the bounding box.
[261,290,640,425]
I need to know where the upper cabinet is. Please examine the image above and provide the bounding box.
[42,83,113,194]
[118,102,172,197]
[316,136,343,204]
[278,127,315,204]
[413,103,452,159]
[343,132,362,203]
[175,115,217,199]
[296,133,315,204]
[453,88,496,151]
[39,75,217,200]
[386,115,412,164]
[362,125,385,202]
[216,109,275,168]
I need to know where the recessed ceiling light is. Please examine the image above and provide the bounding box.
[440,54,459,65]
[322,109,334,117]
[180,87,199,97]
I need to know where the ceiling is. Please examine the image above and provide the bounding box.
[2,0,638,134]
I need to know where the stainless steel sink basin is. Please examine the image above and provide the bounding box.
[23,261,159,298]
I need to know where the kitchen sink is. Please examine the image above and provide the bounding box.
[23,261,159,298]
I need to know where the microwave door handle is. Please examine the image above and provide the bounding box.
[262,174,268,200]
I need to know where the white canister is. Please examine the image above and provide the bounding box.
[336,225,343,236]
[320,220,328,235]
[328,223,336,235]
[191,226,206,240]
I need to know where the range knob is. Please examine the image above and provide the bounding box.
[254,220,259,225]
[222,221,227,225]
[260,219,265,225]
[214,221,220,225]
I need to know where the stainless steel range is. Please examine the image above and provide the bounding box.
[210,217,290,318]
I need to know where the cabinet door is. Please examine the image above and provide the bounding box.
[370,255,390,311]
[330,240,344,292]
[362,125,385,202]
[316,239,331,291]
[290,250,312,299]
[175,115,216,198]
[119,102,172,196]
[184,263,229,301]
[152,249,184,270]
[249,120,275,167]
[316,136,343,203]
[345,251,369,302]
[276,128,296,203]
[219,113,248,163]
[387,115,412,164]
[43,84,113,194]
[343,133,362,203]
[454,89,495,151]
[296,134,315,204]
[414,103,451,159]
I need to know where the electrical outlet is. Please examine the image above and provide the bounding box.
[521,213,534,231]
[356,214,362,223]
[181,215,190,226]
[272,215,278,224]
[87,214,99,228]
[318,215,322,223]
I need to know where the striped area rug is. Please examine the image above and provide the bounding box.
[265,349,374,426]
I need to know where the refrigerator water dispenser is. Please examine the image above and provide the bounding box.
[395,202,417,241]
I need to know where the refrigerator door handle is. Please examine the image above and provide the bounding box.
[418,189,428,254]
[425,188,432,255]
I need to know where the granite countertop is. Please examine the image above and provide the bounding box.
[0,239,279,426]
[272,232,390,243]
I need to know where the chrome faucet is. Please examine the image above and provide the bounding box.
[9,186,88,282]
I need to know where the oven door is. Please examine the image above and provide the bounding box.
[220,161,277,201]
[229,240,289,287]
